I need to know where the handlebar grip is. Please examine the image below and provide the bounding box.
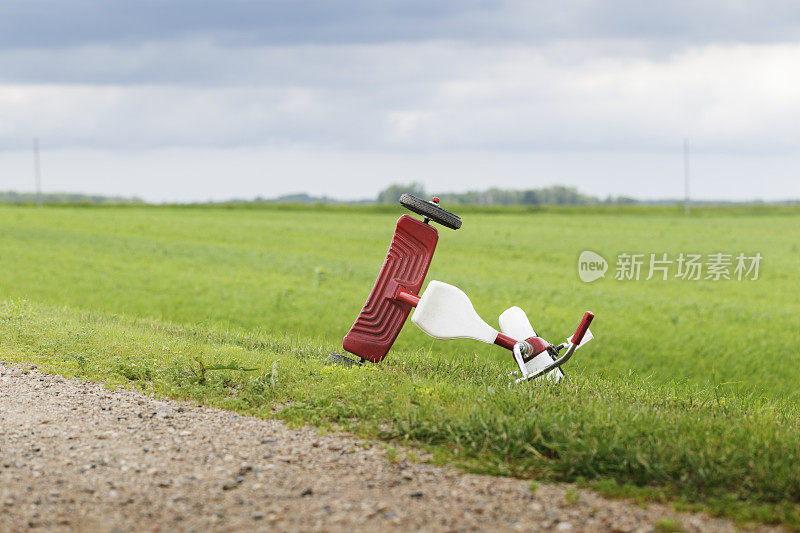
[570,311,594,345]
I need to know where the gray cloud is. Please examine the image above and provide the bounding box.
[3,41,800,153]
[2,1,799,89]
[2,0,800,51]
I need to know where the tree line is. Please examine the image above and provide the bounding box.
[0,191,143,204]
[376,182,636,206]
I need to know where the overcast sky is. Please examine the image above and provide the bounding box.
[1,1,800,202]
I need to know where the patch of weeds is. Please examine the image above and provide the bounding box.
[690,498,800,531]
[383,445,399,464]
[314,424,334,436]
[189,356,257,385]
[588,479,669,506]
[529,481,539,496]
[654,518,682,532]
[564,487,579,505]
[112,360,154,382]
[188,356,208,384]
[74,354,88,372]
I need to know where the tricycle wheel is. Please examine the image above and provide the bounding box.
[399,194,462,230]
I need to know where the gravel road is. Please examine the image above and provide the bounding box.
[0,362,778,532]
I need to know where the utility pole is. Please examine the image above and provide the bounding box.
[683,138,690,215]
[33,138,42,208]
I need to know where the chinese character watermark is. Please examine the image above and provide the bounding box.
[615,253,644,281]
[647,253,671,281]
[675,253,703,280]
[579,251,762,282]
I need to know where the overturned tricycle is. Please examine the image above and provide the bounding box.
[332,194,594,383]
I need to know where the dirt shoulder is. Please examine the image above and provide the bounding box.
[0,363,776,532]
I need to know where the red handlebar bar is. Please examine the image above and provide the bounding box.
[570,311,594,345]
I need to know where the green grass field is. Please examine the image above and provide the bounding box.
[1,204,799,527]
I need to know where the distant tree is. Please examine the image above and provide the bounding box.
[612,196,638,205]
[522,190,541,205]
[376,182,426,203]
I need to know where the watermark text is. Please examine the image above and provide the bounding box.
[579,251,762,282]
